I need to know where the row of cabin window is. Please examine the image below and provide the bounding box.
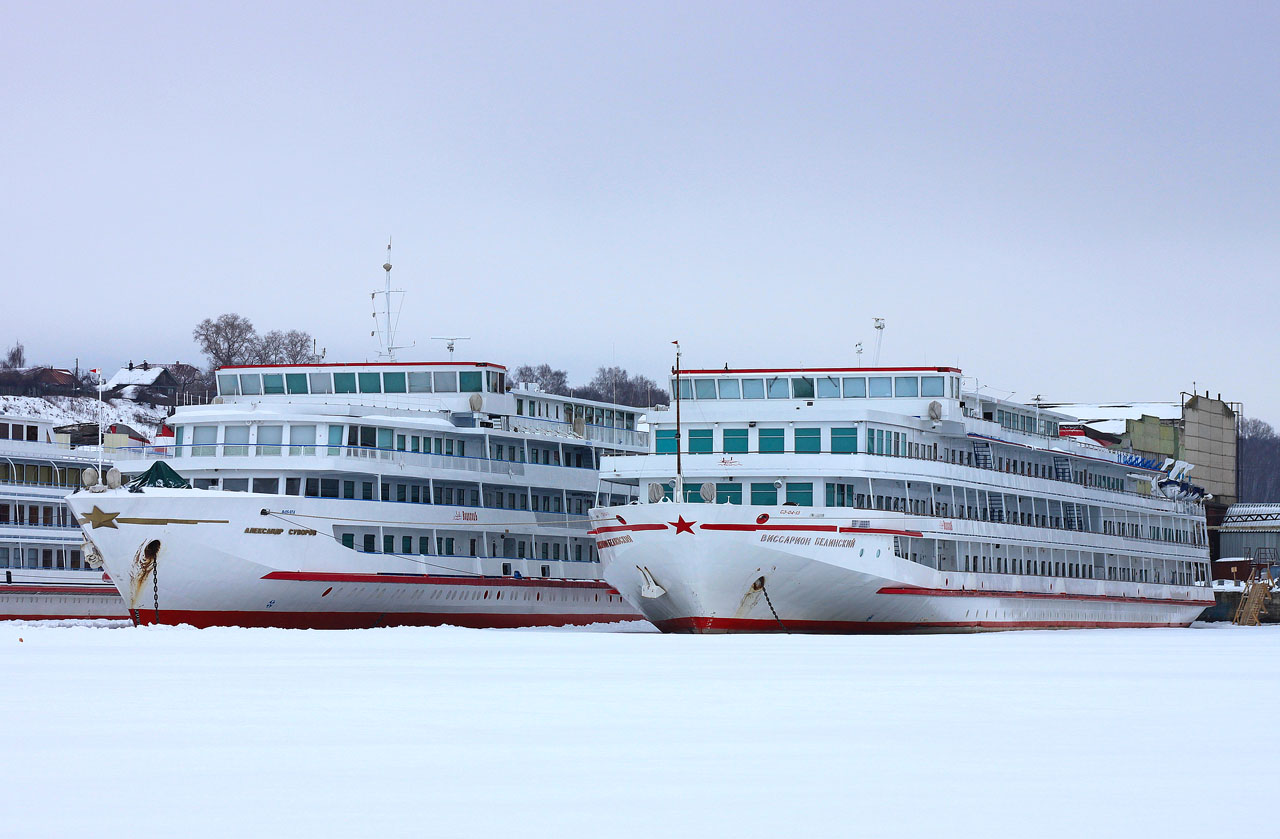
[199,475,606,514]
[216,369,504,398]
[515,398,638,430]
[0,502,70,527]
[656,427,896,455]
[0,462,87,488]
[0,546,85,570]
[0,423,40,442]
[674,375,952,401]
[337,532,592,563]
[995,409,1059,437]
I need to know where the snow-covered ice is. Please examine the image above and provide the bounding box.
[1,621,1276,839]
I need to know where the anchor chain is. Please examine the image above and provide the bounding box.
[759,578,789,634]
[152,558,160,626]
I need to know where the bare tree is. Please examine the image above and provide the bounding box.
[577,366,669,407]
[193,314,258,369]
[2,341,26,369]
[251,330,288,364]
[512,364,571,395]
[1239,417,1280,502]
[275,329,320,364]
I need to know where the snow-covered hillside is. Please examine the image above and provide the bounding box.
[0,395,169,439]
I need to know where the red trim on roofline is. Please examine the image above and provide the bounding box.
[680,366,961,375]
[217,361,508,371]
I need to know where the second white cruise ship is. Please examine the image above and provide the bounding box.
[590,362,1214,632]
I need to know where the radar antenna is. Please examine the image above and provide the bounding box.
[372,238,414,361]
[431,336,471,360]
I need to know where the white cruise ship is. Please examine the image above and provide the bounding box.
[68,361,647,628]
[590,363,1214,632]
[1,413,127,620]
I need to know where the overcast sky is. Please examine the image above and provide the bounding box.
[3,2,1277,420]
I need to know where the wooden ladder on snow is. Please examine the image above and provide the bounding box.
[1232,553,1276,626]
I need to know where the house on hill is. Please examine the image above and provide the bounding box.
[0,367,78,397]
[105,361,179,405]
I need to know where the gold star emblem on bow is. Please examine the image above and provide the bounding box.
[82,506,121,529]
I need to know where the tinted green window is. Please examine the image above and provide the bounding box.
[723,428,748,453]
[328,425,343,453]
[766,377,790,398]
[688,429,713,453]
[750,483,778,505]
[459,371,482,392]
[383,372,407,393]
[894,377,918,397]
[358,372,381,393]
[791,377,815,398]
[377,428,393,449]
[334,372,357,393]
[383,535,394,554]
[285,373,308,394]
[694,379,717,399]
[741,379,765,399]
[795,428,820,453]
[682,486,705,503]
[759,428,784,452]
[716,483,743,504]
[832,428,858,453]
[843,377,866,398]
[341,533,354,549]
[868,377,892,397]
[921,376,945,397]
[262,374,285,394]
[816,377,840,398]
[656,429,679,454]
[786,482,814,506]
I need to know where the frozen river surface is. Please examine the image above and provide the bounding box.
[1,620,1276,839]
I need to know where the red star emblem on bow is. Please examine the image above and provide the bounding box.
[669,516,696,534]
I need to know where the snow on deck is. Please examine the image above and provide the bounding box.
[1,621,1276,838]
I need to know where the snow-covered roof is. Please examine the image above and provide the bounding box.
[106,366,169,388]
[1040,402,1182,423]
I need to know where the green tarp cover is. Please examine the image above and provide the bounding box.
[126,461,191,491]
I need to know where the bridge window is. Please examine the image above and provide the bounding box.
[358,372,381,393]
[843,377,866,397]
[817,376,840,398]
[868,377,892,397]
[217,374,238,396]
[766,377,790,398]
[894,377,918,397]
[408,372,432,392]
[694,379,717,399]
[717,379,741,399]
[383,372,407,393]
[239,374,261,395]
[263,374,285,394]
[308,372,332,393]
[434,372,458,392]
[334,372,357,393]
[459,371,482,392]
[285,373,308,394]
[791,377,815,398]
[921,376,945,397]
[741,378,765,399]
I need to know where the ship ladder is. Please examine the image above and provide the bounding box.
[972,440,993,470]
[1231,561,1275,626]
[1052,455,1073,483]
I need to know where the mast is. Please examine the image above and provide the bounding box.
[372,238,413,361]
[673,340,683,500]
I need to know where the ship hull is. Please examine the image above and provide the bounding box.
[69,488,638,629]
[592,503,1213,633]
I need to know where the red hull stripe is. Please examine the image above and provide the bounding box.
[588,523,669,535]
[655,616,1193,633]
[260,571,619,592]
[1,614,129,622]
[0,586,120,596]
[877,586,1213,608]
[700,524,923,537]
[132,610,635,630]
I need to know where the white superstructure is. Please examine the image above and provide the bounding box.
[591,365,1214,632]
[1,413,126,620]
[70,361,647,628]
